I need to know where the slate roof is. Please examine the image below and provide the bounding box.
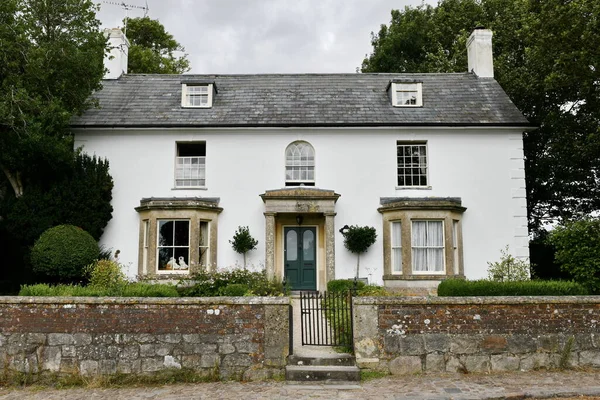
[71,73,530,128]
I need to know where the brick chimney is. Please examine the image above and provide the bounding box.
[467,27,494,78]
[104,28,129,79]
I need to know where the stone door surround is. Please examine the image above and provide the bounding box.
[260,188,340,285]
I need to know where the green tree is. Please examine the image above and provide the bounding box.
[0,0,111,291]
[362,0,600,235]
[229,226,259,269]
[549,218,600,294]
[125,17,191,74]
[341,225,377,279]
[0,0,106,199]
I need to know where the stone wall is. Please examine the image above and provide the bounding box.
[0,297,289,380]
[354,296,600,374]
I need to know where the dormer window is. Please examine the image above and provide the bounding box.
[181,82,215,108]
[389,82,423,107]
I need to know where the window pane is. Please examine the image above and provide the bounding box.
[427,221,443,246]
[393,249,402,272]
[199,221,209,247]
[413,248,427,271]
[158,220,174,246]
[174,247,190,270]
[392,222,402,247]
[412,221,427,246]
[427,248,444,272]
[303,230,315,261]
[174,221,189,246]
[158,248,174,271]
[286,230,297,261]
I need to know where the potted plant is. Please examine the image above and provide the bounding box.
[340,225,377,281]
[229,226,258,269]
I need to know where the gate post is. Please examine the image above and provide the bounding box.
[352,298,381,368]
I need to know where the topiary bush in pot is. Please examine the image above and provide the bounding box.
[229,226,258,269]
[30,224,99,283]
[341,225,377,280]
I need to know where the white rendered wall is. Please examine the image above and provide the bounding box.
[74,127,529,283]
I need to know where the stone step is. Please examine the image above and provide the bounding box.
[285,365,361,382]
[288,354,356,366]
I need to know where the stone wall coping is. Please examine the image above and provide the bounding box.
[354,295,600,305]
[0,296,290,306]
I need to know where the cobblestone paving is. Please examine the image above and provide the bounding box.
[1,370,600,400]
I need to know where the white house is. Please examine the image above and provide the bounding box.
[72,28,531,293]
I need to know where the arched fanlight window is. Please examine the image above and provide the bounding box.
[285,141,315,186]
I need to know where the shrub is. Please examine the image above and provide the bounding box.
[229,226,258,268]
[121,283,179,297]
[87,259,126,290]
[486,245,531,282]
[327,279,366,293]
[437,279,589,296]
[180,268,284,297]
[19,284,106,297]
[549,218,600,294]
[357,285,392,296]
[19,282,180,297]
[341,225,377,279]
[30,225,99,283]
[220,283,249,296]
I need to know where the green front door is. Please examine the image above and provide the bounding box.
[284,227,316,291]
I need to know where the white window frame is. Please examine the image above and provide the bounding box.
[452,220,459,275]
[198,220,210,268]
[391,221,402,274]
[397,141,428,187]
[181,83,213,108]
[391,82,422,107]
[285,141,316,186]
[156,219,191,275]
[175,142,206,189]
[411,220,445,275]
[142,219,149,275]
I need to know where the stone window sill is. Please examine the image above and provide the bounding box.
[383,274,464,281]
[395,186,432,190]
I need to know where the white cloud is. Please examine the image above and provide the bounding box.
[96,0,435,74]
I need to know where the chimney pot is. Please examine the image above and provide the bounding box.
[467,28,494,78]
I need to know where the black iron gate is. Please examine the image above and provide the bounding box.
[300,291,353,347]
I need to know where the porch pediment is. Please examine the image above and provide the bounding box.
[260,188,340,214]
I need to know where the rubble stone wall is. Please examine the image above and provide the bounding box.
[353,296,600,374]
[0,297,289,380]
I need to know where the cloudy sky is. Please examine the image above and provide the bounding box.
[96,0,435,74]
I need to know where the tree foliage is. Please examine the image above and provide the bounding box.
[2,153,113,244]
[125,17,190,74]
[229,226,259,268]
[549,218,600,294]
[341,225,377,279]
[362,0,600,234]
[0,1,112,290]
[0,0,106,198]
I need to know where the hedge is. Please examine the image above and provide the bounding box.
[19,283,179,297]
[327,279,366,293]
[437,279,589,296]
